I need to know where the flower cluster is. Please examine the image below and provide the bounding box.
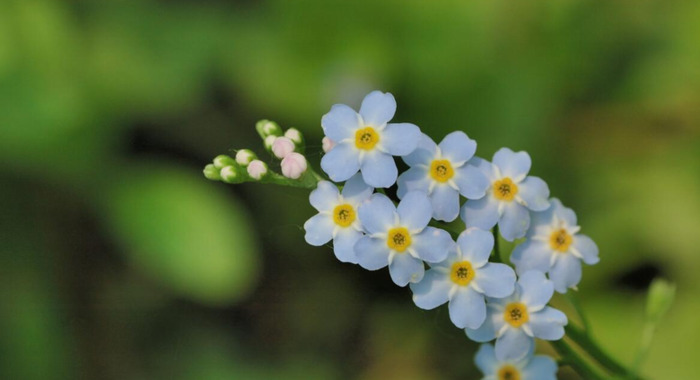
[303,91,600,373]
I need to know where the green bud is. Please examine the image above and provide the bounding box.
[255,119,282,139]
[235,149,256,166]
[213,154,236,169]
[646,278,676,324]
[284,128,304,145]
[203,164,221,181]
[263,135,277,151]
[220,165,243,184]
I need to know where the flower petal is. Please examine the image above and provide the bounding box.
[474,263,516,298]
[518,271,554,311]
[571,234,599,265]
[379,123,421,156]
[410,269,452,310]
[359,90,396,127]
[549,253,582,293]
[403,133,438,167]
[457,228,494,267]
[354,236,389,270]
[498,202,530,242]
[429,184,460,222]
[397,191,433,231]
[462,196,500,231]
[357,193,396,234]
[474,344,499,376]
[523,356,558,380]
[397,166,431,199]
[340,172,373,204]
[493,148,531,181]
[389,253,425,287]
[470,156,496,181]
[332,228,363,264]
[411,227,452,263]
[360,150,398,188]
[466,311,498,342]
[551,198,577,226]
[438,131,477,165]
[510,240,552,275]
[321,104,361,142]
[309,181,340,212]
[449,287,486,329]
[321,142,360,182]
[453,164,489,199]
[495,327,533,362]
[527,306,567,340]
[518,176,550,211]
[303,213,334,246]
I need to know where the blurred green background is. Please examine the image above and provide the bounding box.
[1,0,699,379]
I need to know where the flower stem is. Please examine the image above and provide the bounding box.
[550,338,605,380]
[492,225,502,263]
[566,291,591,333]
[565,324,630,377]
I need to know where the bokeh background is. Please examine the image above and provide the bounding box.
[2,0,699,379]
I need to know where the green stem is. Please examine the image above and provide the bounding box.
[492,225,502,263]
[565,324,631,377]
[567,291,591,333]
[550,339,605,380]
[632,321,655,374]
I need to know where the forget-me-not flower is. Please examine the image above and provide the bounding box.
[461,148,551,241]
[466,271,567,361]
[410,228,516,329]
[398,132,490,222]
[511,198,600,293]
[474,343,558,380]
[304,173,373,263]
[321,90,421,188]
[354,191,452,286]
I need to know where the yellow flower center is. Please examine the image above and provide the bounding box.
[332,204,356,227]
[498,365,521,380]
[504,302,529,328]
[387,227,412,253]
[450,261,475,286]
[355,127,379,150]
[549,228,573,252]
[493,177,518,201]
[429,159,455,182]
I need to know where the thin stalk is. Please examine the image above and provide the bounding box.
[567,291,591,333]
[566,324,630,377]
[550,339,605,380]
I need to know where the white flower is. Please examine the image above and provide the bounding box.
[281,152,307,179]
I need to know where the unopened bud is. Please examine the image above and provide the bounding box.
[322,137,335,153]
[264,135,277,150]
[281,152,307,179]
[284,128,303,144]
[235,149,256,166]
[272,137,295,159]
[213,154,236,169]
[220,166,241,183]
[247,160,268,180]
[203,164,221,180]
[256,119,282,138]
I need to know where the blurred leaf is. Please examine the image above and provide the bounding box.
[101,162,261,306]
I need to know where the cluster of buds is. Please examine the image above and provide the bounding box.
[204,120,319,188]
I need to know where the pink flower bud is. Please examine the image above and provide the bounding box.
[272,136,295,159]
[322,136,335,153]
[247,160,268,180]
[281,152,307,179]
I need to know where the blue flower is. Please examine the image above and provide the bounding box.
[354,191,452,286]
[511,198,600,293]
[397,132,490,222]
[474,343,558,380]
[410,228,516,329]
[461,148,551,241]
[303,173,374,263]
[465,271,567,361]
[320,90,421,188]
